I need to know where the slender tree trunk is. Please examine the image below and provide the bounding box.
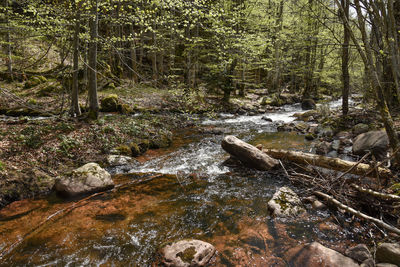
[4,0,12,80]
[129,24,138,83]
[273,0,284,93]
[340,0,350,115]
[387,0,400,104]
[71,6,81,117]
[88,0,99,119]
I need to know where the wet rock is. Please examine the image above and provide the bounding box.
[261,116,273,122]
[315,141,332,155]
[107,155,135,166]
[353,123,369,136]
[376,243,400,266]
[268,186,305,217]
[294,110,319,122]
[294,122,309,133]
[285,242,359,267]
[337,131,353,146]
[319,126,334,138]
[353,130,389,160]
[55,163,114,197]
[345,244,372,263]
[305,133,316,141]
[150,130,173,149]
[301,98,316,110]
[331,139,341,151]
[159,239,216,267]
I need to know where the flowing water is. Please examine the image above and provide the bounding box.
[0,99,366,266]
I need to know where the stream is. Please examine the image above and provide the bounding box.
[0,99,367,266]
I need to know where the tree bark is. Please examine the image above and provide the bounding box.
[88,0,99,119]
[340,0,350,115]
[70,5,81,117]
[221,136,279,170]
[263,148,392,178]
[3,0,13,80]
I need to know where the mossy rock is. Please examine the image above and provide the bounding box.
[37,84,58,97]
[101,94,119,112]
[150,131,173,149]
[118,104,133,114]
[130,142,141,157]
[115,145,131,156]
[24,76,47,89]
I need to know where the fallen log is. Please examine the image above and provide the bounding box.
[315,191,400,235]
[263,149,392,179]
[351,184,400,201]
[221,136,279,170]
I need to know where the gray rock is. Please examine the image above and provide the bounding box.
[352,130,389,160]
[345,244,372,263]
[285,242,360,267]
[332,140,341,151]
[316,141,332,155]
[312,200,327,210]
[376,243,400,266]
[294,122,309,133]
[268,186,306,217]
[55,163,114,197]
[107,155,135,166]
[353,123,369,135]
[159,239,216,267]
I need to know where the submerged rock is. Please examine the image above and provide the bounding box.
[285,242,359,267]
[352,130,389,160]
[376,243,400,266]
[55,163,114,197]
[268,186,305,217]
[159,239,216,267]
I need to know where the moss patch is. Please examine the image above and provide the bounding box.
[177,246,196,263]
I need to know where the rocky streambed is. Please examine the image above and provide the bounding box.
[0,98,399,266]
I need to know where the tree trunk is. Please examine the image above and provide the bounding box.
[4,0,12,80]
[263,149,392,178]
[340,0,350,115]
[70,6,81,117]
[221,136,279,170]
[88,0,99,119]
[129,24,138,83]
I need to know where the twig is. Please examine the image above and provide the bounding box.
[351,184,400,201]
[315,191,400,235]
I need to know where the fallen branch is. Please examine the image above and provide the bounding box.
[351,184,400,201]
[263,149,392,178]
[314,191,400,235]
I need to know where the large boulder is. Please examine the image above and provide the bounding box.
[55,163,114,197]
[268,186,305,217]
[376,243,400,266]
[159,240,216,267]
[301,98,316,110]
[352,130,389,160]
[284,242,359,267]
